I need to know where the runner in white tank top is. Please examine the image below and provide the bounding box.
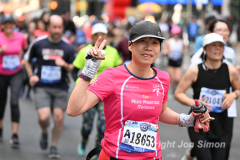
[187,19,239,160]
[163,25,185,96]
[168,38,183,61]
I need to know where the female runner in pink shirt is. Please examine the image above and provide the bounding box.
[67,21,214,160]
[0,15,28,147]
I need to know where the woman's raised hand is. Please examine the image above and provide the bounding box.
[88,36,107,58]
[81,36,107,80]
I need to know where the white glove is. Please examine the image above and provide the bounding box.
[81,49,107,79]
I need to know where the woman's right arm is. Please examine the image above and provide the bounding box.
[67,36,107,117]
[67,79,100,116]
[174,66,198,107]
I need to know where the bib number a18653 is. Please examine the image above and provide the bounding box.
[199,87,226,113]
[119,120,158,153]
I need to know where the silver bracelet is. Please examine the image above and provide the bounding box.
[177,113,195,127]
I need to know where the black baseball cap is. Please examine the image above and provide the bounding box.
[2,15,15,23]
[129,21,165,43]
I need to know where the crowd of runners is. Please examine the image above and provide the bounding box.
[0,9,240,160]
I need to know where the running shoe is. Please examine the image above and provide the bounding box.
[92,155,99,160]
[48,146,60,159]
[10,134,20,148]
[40,132,48,150]
[77,143,86,156]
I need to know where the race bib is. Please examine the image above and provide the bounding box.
[41,66,61,83]
[3,55,20,70]
[199,87,226,113]
[119,120,158,153]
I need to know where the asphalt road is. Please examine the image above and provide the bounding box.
[1,53,240,160]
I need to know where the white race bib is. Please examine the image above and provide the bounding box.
[41,66,61,83]
[199,87,226,113]
[3,55,20,70]
[119,120,158,153]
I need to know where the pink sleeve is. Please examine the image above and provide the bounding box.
[88,68,114,101]
[162,72,170,104]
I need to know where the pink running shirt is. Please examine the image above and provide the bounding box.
[0,32,27,75]
[88,65,170,160]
